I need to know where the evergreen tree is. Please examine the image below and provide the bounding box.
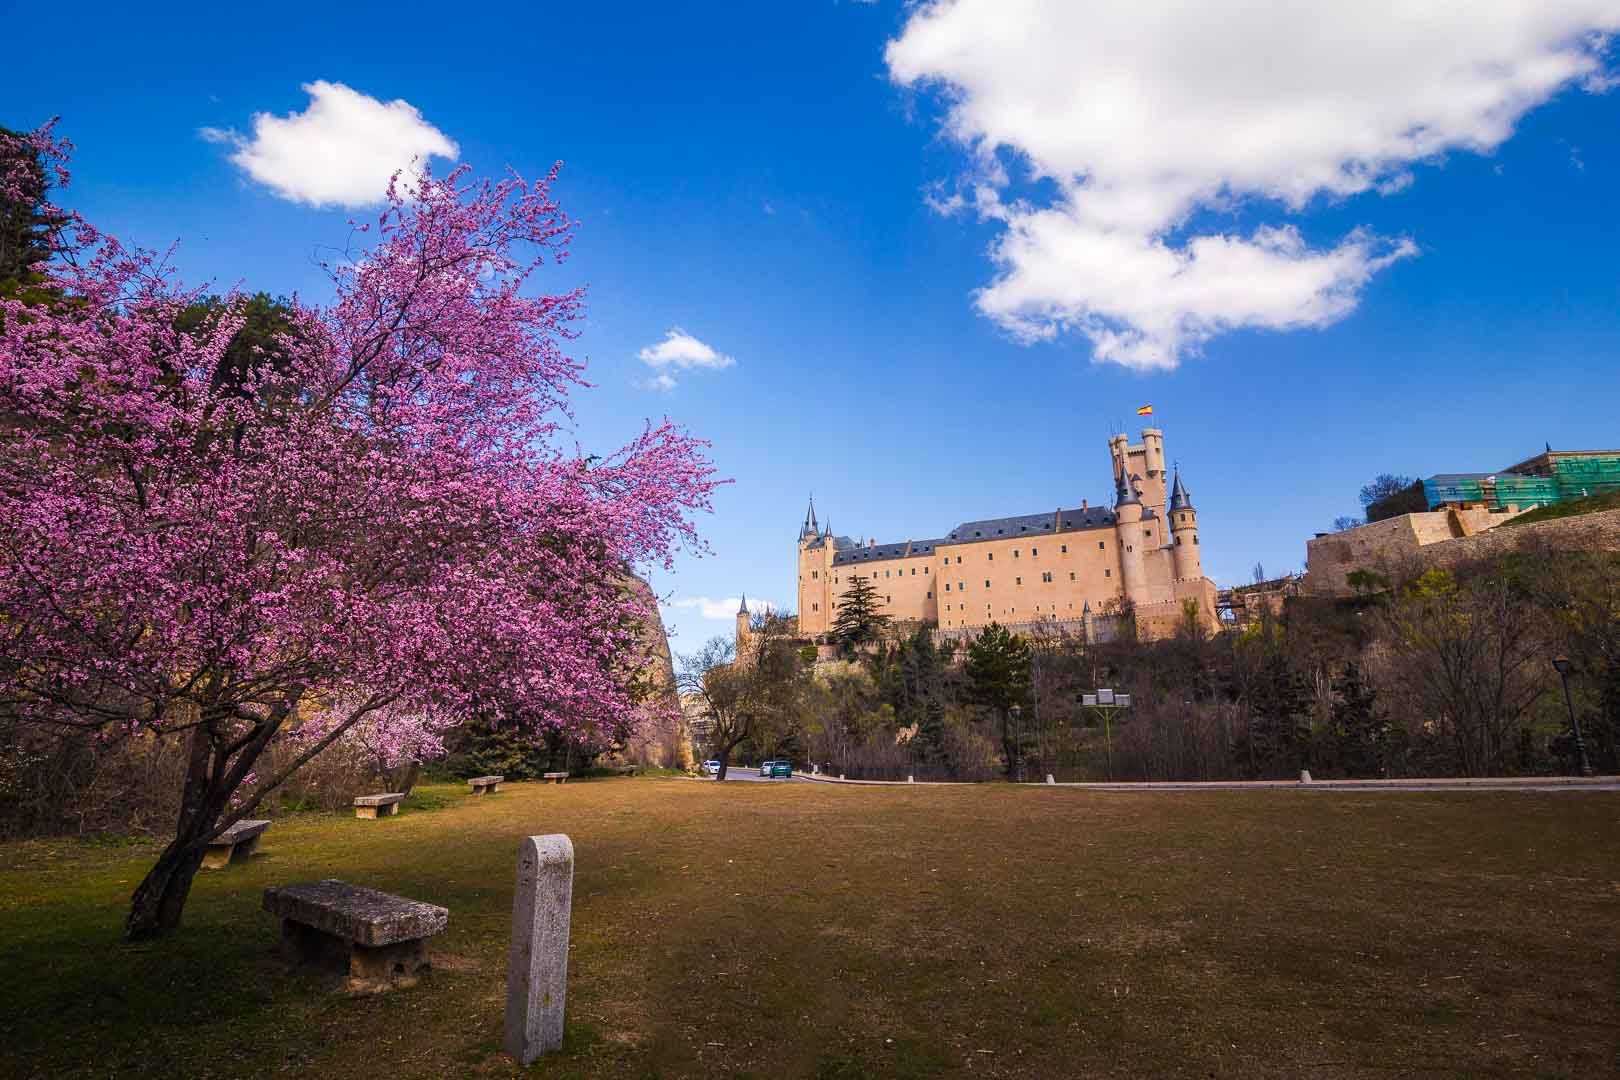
[0,125,68,302]
[831,572,890,654]
[963,622,1033,779]
[1330,660,1388,777]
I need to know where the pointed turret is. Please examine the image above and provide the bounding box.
[1169,468,1202,581]
[1115,464,1140,507]
[799,495,819,541]
[1169,469,1193,511]
[738,593,749,615]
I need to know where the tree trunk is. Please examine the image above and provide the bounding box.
[390,760,422,796]
[127,725,217,938]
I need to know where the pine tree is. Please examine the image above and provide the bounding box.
[831,572,890,653]
[963,622,1033,779]
[0,125,68,302]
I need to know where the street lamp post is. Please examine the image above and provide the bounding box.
[1551,656,1594,777]
[1009,705,1025,783]
[1079,688,1132,781]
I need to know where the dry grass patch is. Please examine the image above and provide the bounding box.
[1,779,1616,1078]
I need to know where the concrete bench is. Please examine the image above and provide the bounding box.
[264,879,448,992]
[353,793,405,819]
[468,775,504,795]
[614,764,637,776]
[203,819,270,870]
[542,772,569,785]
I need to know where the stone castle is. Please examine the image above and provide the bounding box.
[794,427,1219,642]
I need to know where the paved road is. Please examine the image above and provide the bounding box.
[713,766,812,783]
[706,768,1619,792]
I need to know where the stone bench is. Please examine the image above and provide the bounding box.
[615,764,637,776]
[264,879,448,992]
[468,775,504,795]
[542,772,569,785]
[353,793,405,819]
[202,819,270,870]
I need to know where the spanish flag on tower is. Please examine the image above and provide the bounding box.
[1136,404,1153,416]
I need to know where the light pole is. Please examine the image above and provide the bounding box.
[1009,704,1025,783]
[1079,688,1132,781]
[1551,656,1594,777]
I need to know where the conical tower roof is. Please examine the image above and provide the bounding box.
[1169,469,1193,511]
[1115,464,1140,507]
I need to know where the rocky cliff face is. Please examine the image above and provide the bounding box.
[617,573,691,769]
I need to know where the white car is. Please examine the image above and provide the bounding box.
[758,760,775,776]
[703,760,721,776]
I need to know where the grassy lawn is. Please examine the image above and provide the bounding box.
[2,779,1616,1078]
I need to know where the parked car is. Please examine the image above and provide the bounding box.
[758,760,776,777]
[769,761,793,779]
[703,760,720,776]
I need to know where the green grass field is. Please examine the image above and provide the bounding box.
[2,779,1616,1078]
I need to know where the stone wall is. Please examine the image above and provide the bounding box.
[1304,508,1620,596]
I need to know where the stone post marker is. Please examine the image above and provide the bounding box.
[505,834,574,1064]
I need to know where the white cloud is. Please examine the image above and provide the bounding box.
[635,328,736,390]
[669,596,776,621]
[886,1,1620,369]
[203,80,459,208]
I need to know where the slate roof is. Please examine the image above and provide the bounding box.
[831,506,1141,566]
[832,538,948,566]
[949,506,1132,540]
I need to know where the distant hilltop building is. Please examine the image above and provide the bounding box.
[795,427,1219,642]
[1422,446,1620,512]
[1306,443,1620,597]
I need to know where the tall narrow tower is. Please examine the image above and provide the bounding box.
[1113,464,1148,607]
[735,594,751,655]
[796,497,835,637]
[1168,469,1202,581]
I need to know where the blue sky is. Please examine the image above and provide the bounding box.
[7,1,1620,651]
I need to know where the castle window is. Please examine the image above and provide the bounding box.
[1042,572,1052,582]
[1099,541,1105,549]
[1061,545,1067,553]
[1015,577,1022,585]
[1105,569,1111,577]
[984,580,990,588]
[812,570,818,579]
[812,603,819,611]
[1194,536,1199,544]
[1175,536,1182,545]
[1069,572,1076,581]
[887,595,891,603]
[1032,548,1038,556]
[945,583,951,592]
[1127,545,1133,552]
[987,553,993,561]
[927,591,932,599]
[1013,550,1019,558]
[957,556,962,564]
[911,568,916,575]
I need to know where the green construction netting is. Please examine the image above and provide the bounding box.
[1425,455,1620,510]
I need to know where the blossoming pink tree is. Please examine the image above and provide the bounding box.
[0,127,717,936]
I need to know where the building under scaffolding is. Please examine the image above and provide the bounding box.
[1423,448,1620,512]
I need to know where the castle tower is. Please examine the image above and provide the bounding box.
[1113,464,1148,607]
[796,497,836,637]
[1140,428,1167,516]
[1168,469,1203,581]
[735,594,751,654]
[1109,429,1168,519]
